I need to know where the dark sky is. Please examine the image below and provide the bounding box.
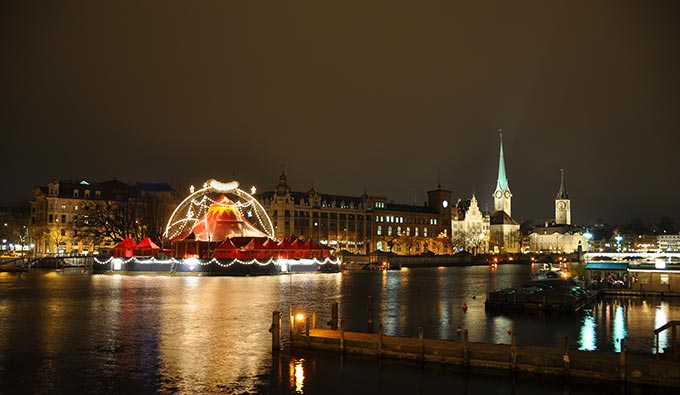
[2,1,679,226]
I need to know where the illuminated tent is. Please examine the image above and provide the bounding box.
[134,237,161,256]
[191,195,268,242]
[113,237,137,258]
[213,238,239,259]
[241,237,272,260]
[276,238,295,259]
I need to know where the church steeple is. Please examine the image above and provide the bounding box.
[493,129,512,216]
[555,169,571,225]
[496,130,509,194]
[556,169,568,199]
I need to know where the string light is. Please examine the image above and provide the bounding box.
[94,256,340,269]
[164,179,274,241]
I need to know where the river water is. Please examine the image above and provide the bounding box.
[0,265,678,394]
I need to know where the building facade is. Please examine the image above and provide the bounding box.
[451,194,490,254]
[30,179,176,256]
[658,234,680,252]
[256,172,452,255]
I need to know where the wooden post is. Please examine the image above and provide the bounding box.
[619,338,626,382]
[271,311,282,351]
[656,333,659,360]
[367,296,374,333]
[312,311,317,330]
[562,335,570,376]
[673,325,678,361]
[510,334,518,370]
[418,326,424,362]
[331,302,339,330]
[377,323,383,359]
[339,319,345,354]
[463,329,469,368]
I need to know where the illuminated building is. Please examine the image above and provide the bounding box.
[256,171,452,255]
[489,131,520,253]
[525,170,587,254]
[30,179,176,256]
[450,194,490,254]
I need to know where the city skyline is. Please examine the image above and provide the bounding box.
[2,1,679,225]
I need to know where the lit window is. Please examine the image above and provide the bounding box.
[406,227,410,236]
[397,226,401,236]
[377,225,382,236]
[415,228,419,237]
[388,226,393,236]
[660,274,669,285]
[61,204,67,210]
[424,227,428,237]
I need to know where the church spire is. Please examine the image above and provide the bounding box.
[556,169,568,199]
[496,129,509,193]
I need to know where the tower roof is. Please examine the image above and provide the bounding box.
[496,130,510,192]
[556,169,569,199]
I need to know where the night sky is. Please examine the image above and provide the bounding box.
[2,1,679,226]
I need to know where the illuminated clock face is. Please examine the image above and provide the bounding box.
[495,190,502,199]
[504,191,511,198]
[557,201,566,211]
[442,200,448,208]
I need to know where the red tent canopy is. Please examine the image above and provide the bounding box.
[242,237,271,260]
[113,237,137,258]
[214,238,239,259]
[134,237,161,256]
[190,196,268,242]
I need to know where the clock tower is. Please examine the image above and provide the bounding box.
[493,130,512,216]
[555,169,571,225]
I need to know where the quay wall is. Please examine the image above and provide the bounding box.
[288,329,680,388]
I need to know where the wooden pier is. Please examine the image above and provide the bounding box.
[270,310,680,389]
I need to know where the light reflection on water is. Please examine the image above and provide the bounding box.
[1,266,679,394]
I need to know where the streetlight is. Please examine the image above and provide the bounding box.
[615,235,623,253]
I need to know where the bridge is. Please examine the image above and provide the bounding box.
[584,252,680,261]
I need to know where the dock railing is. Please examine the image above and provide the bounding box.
[654,320,680,360]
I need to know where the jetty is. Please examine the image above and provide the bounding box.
[270,310,680,389]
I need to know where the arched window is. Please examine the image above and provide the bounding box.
[376,241,383,251]
[406,227,411,236]
[424,227,428,237]
[397,226,401,236]
[377,225,382,236]
[387,226,393,236]
[415,228,419,237]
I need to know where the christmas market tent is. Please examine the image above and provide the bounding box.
[276,238,296,259]
[213,238,240,259]
[113,237,137,258]
[134,237,161,256]
[241,237,273,260]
